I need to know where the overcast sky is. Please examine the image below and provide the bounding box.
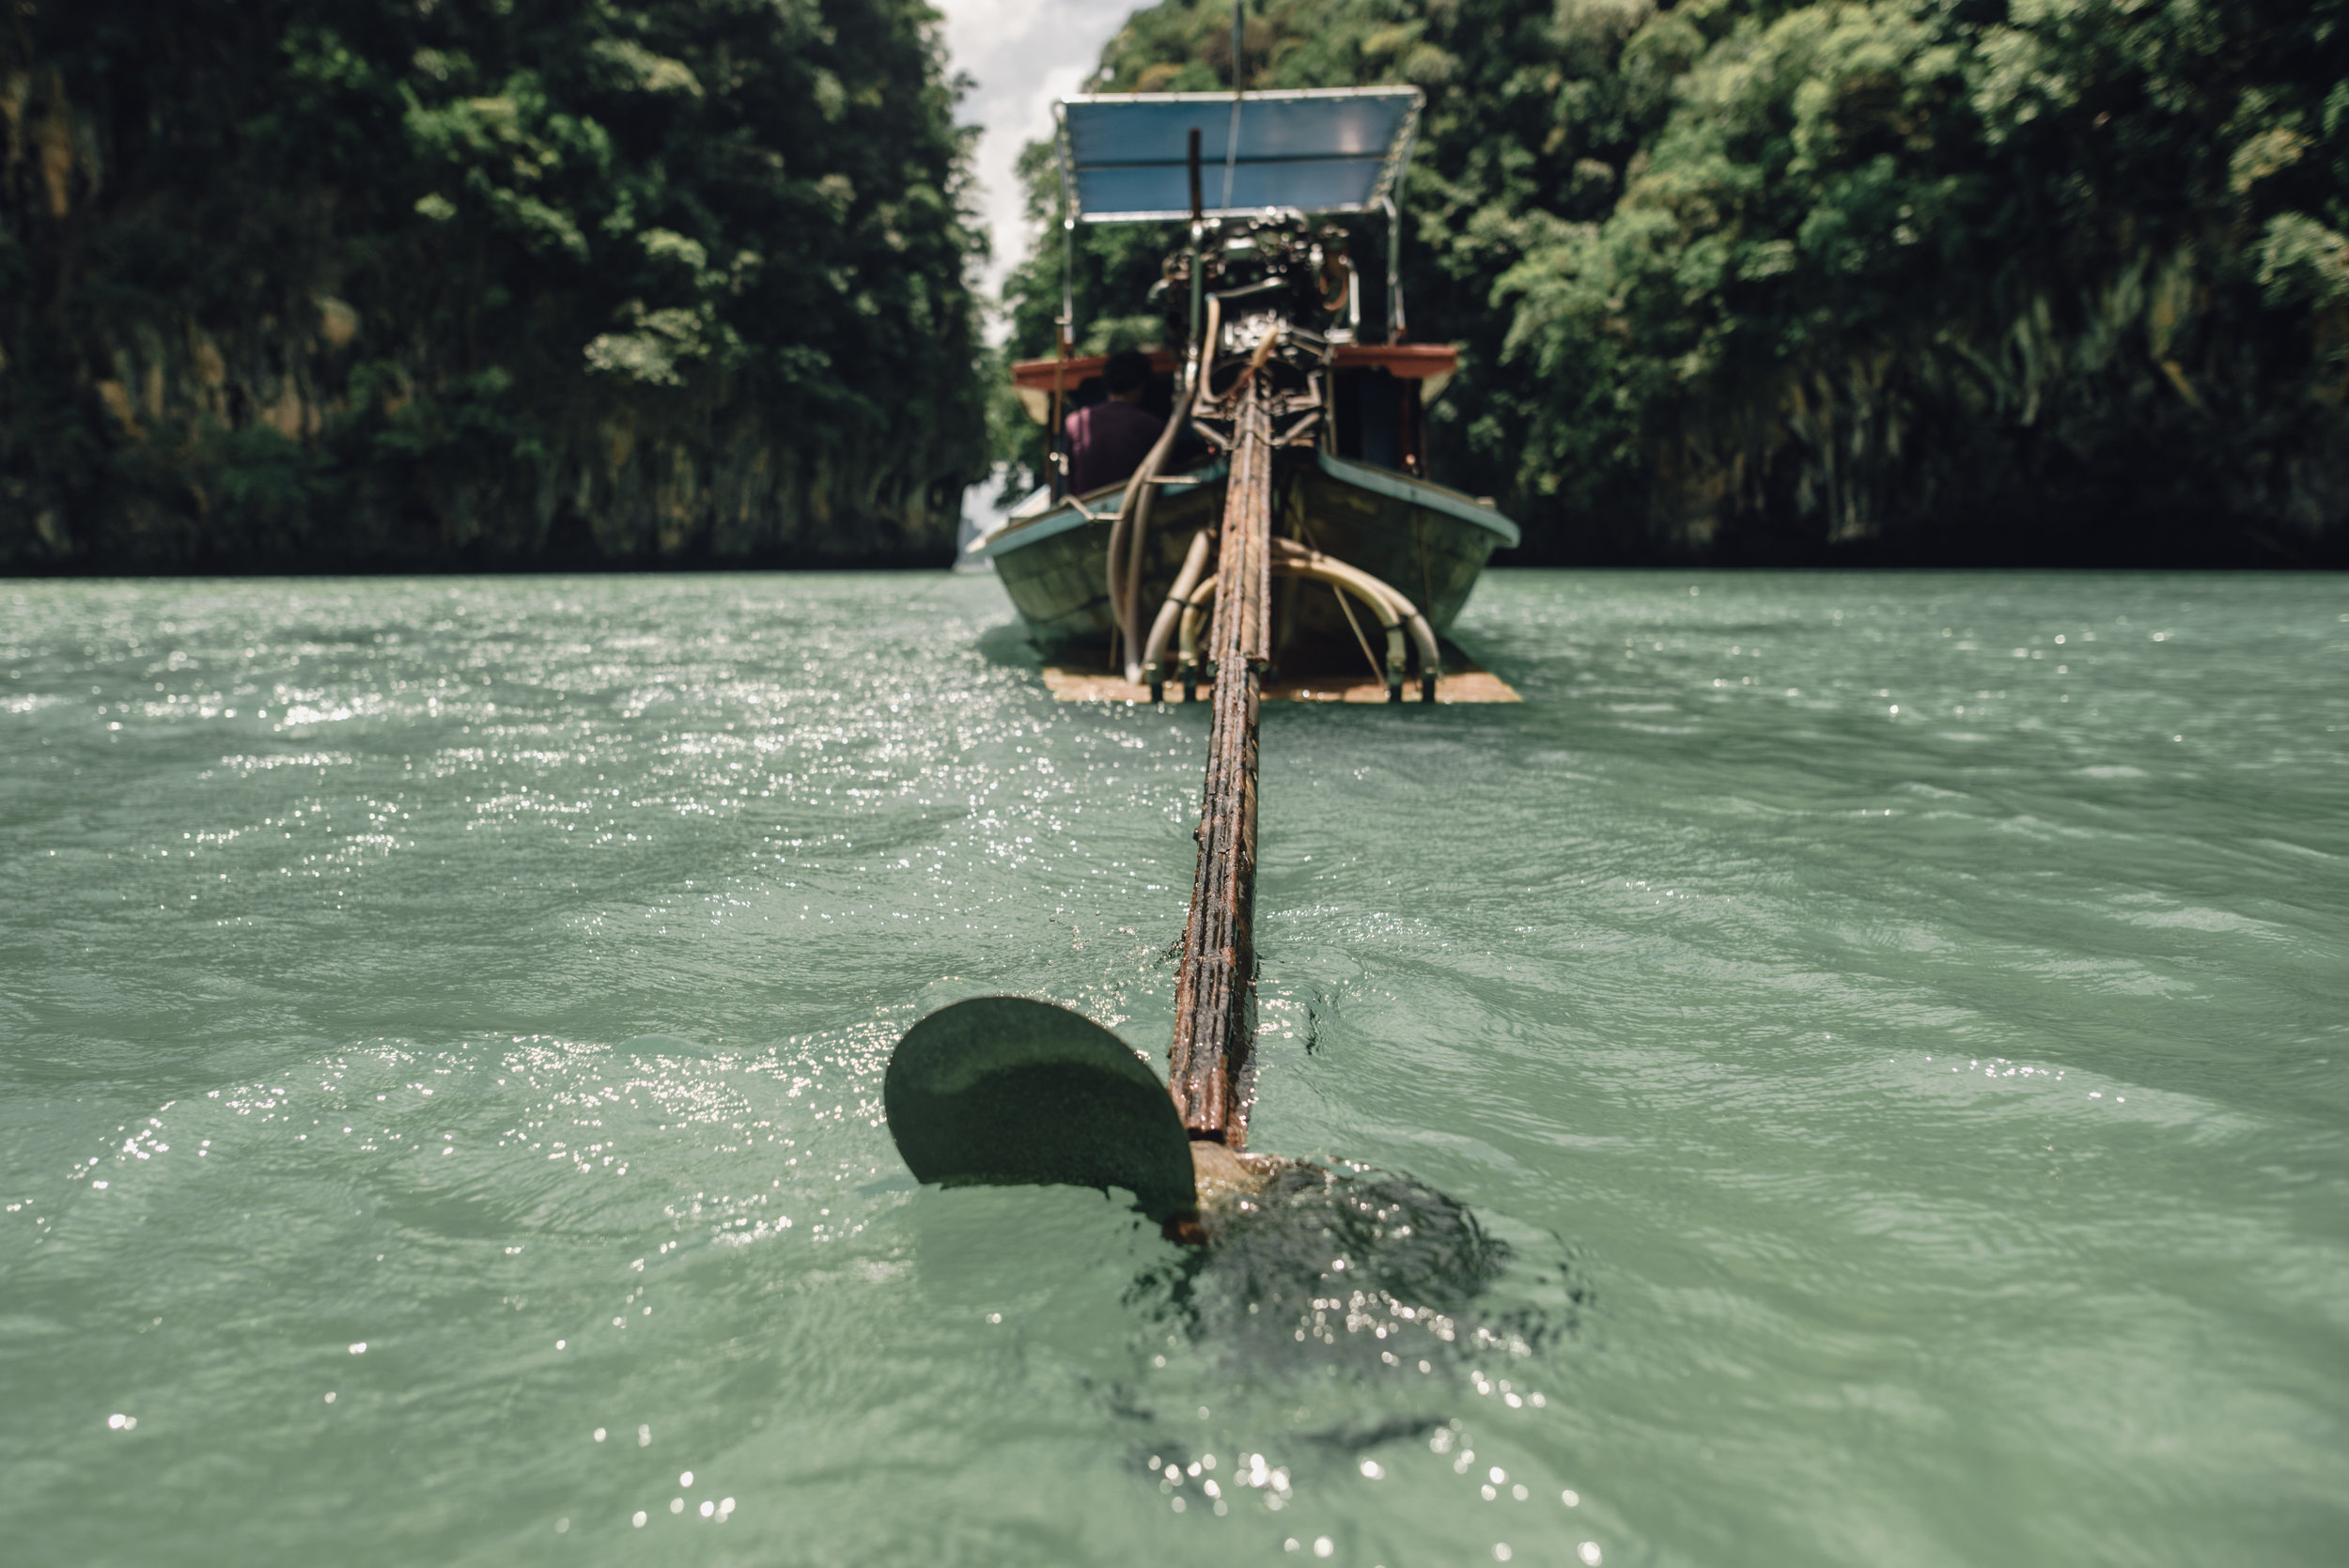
[932,0,1130,317]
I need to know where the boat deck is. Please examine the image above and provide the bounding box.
[1040,651,1520,704]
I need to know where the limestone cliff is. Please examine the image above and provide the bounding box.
[1,0,986,571]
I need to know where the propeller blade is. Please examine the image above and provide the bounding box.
[883,996,1199,1224]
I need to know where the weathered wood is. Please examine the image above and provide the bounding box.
[1167,378,1272,1146]
[1038,660,1521,704]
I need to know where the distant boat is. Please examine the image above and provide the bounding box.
[968,88,1518,699]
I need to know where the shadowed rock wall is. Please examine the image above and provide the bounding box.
[1,0,986,572]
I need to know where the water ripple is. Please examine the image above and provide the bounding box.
[1,571,2344,1565]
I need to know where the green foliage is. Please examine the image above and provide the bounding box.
[1005,0,2349,562]
[1,0,988,567]
[2259,213,2349,310]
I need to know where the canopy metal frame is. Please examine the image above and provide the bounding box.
[1051,86,1422,349]
[1053,87,1422,225]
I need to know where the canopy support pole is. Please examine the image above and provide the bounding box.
[1221,0,1244,210]
[1382,195,1406,343]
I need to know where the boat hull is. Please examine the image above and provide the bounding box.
[974,452,1517,666]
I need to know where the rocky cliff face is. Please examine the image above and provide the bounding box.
[2,0,985,572]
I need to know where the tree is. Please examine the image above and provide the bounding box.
[1001,0,2349,563]
[0,0,990,568]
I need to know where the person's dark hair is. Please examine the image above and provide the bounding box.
[1103,349,1154,396]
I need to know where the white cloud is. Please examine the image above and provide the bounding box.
[933,1,1137,541]
[934,0,1129,313]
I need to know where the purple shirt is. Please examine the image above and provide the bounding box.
[1064,399,1165,495]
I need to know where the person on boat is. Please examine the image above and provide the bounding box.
[1063,349,1163,495]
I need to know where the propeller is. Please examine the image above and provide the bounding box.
[882,996,1202,1231]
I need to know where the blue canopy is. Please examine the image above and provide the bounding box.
[1056,88,1422,224]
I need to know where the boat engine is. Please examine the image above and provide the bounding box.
[1152,213,1356,352]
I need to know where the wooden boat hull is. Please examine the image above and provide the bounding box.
[972,452,1517,666]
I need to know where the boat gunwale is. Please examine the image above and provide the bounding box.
[969,461,1231,561]
[1307,452,1520,547]
[970,450,1518,561]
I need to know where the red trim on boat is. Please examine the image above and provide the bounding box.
[1009,343,1456,391]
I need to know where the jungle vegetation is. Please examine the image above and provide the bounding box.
[0,0,987,569]
[1004,0,2349,564]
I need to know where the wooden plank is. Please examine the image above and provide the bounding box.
[1009,343,1456,392]
[1039,658,1521,704]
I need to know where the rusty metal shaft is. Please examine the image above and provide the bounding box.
[1168,375,1272,1146]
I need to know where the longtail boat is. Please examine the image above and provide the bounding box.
[887,74,1525,1239]
[968,87,1520,703]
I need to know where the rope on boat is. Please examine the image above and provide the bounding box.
[1325,558,1387,683]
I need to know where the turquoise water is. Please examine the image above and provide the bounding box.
[3,570,2344,1567]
